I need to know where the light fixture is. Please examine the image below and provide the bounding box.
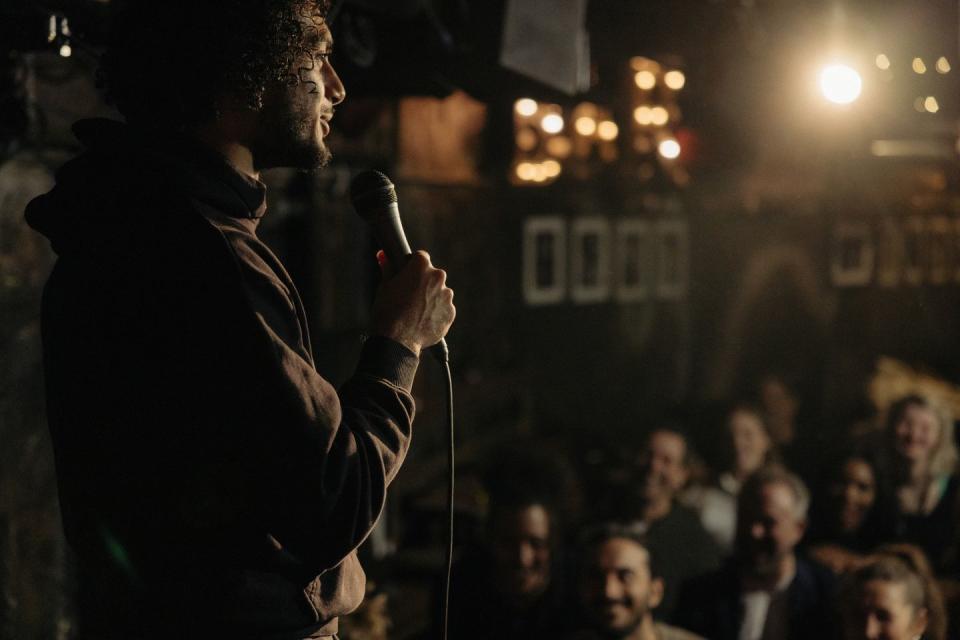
[913,58,927,74]
[819,64,862,105]
[597,121,619,141]
[924,96,940,113]
[634,106,653,126]
[658,138,681,159]
[635,70,657,90]
[936,57,951,74]
[541,114,565,134]
[664,70,686,90]
[650,106,669,126]
[575,117,597,136]
[875,54,891,70]
[515,98,538,117]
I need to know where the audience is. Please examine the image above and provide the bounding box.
[440,453,572,640]
[840,544,946,640]
[682,403,774,552]
[675,465,835,640]
[567,522,702,640]
[805,445,892,574]
[626,427,723,621]
[883,394,960,573]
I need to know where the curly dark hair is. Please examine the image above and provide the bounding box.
[98,0,332,128]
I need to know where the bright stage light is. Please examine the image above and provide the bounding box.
[819,64,862,105]
[650,106,669,126]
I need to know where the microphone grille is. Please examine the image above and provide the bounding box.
[350,170,398,219]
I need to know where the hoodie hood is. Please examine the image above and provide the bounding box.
[25,118,267,256]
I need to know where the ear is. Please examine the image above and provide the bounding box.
[648,577,665,610]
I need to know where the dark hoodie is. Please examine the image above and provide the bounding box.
[26,119,418,639]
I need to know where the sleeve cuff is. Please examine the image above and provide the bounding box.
[356,335,419,392]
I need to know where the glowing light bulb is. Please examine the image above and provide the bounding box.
[876,54,890,70]
[59,43,72,57]
[597,121,619,141]
[819,64,862,104]
[546,136,573,158]
[575,116,597,136]
[664,70,686,90]
[635,70,657,90]
[937,57,951,74]
[542,160,562,178]
[913,58,927,74]
[925,96,940,113]
[515,98,538,117]
[650,106,669,126]
[541,114,564,134]
[658,139,681,159]
[634,106,653,125]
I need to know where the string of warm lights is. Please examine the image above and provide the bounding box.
[511,57,687,186]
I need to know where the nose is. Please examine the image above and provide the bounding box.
[864,615,881,640]
[517,541,535,569]
[323,58,346,106]
[603,574,621,600]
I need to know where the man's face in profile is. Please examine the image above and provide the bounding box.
[255,7,345,171]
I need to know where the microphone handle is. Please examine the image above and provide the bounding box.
[375,205,450,364]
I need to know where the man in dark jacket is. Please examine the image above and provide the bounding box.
[24,1,456,638]
[674,466,835,640]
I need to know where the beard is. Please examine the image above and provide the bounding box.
[254,90,332,172]
[591,600,646,639]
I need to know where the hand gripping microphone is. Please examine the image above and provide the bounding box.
[349,170,449,363]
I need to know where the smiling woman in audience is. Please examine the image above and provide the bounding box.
[840,544,946,640]
[883,394,960,573]
[806,445,892,574]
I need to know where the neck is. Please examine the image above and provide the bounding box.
[901,458,930,484]
[743,552,796,591]
[642,497,672,524]
[626,615,659,640]
[191,114,259,180]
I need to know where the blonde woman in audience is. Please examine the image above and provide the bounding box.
[840,544,946,640]
[884,394,960,573]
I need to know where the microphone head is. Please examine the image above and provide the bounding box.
[350,170,398,221]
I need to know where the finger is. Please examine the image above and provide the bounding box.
[378,250,402,278]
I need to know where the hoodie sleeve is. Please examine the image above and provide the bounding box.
[136,201,418,573]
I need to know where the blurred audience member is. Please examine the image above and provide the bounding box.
[624,427,722,621]
[840,544,946,640]
[441,453,572,640]
[883,394,959,572]
[806,445,892,575]
[567,522,702,640]
[757,372,822,484]
[682,403,774,552]
[675,465,835,640]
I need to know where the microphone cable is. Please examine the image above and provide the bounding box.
[437,348,455,640]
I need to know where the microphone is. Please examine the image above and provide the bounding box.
[349,170,449,363]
